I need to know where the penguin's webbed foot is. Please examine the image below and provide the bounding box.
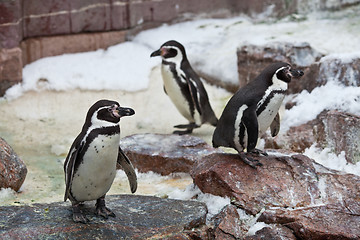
[239,152,263,168]
[95,197,116,219]
[73,212,90,223]
[72,203,89,223]
[173,123,199,129]
[173,129,193,135]
[249,148,268,156]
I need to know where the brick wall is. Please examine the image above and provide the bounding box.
[0,0,298,96]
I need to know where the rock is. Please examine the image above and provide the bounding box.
[20,30,127,65]
[264,110,360,164]
[211,204,247,239]
[315,55,360,87]
[120,133,222,175]
[237,42,324,94]
[0,194,209,239]
[0,47,22,96]
[191,152,360,215]
[0,137,27,191]
[315,110,360,164]
[245,225,296,240]
[258,200,360,239]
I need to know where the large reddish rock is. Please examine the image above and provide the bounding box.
[0,137,27,192]
[237,42,324,94]
[191,152,360,215]
[264,110,360,164]
[258,200,360,239]
[245,225,297,240]
[211,204,247,239]
[120,133,222,175]
[0,47,22,96]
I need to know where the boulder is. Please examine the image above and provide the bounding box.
[0,47,22,96]
[264,110,360,164]
[0,137,27,191]
[237,42,324,94]
[245,225,296,240]
[120,133,222,175]
[211,204,247,239]
[258,200,360,239]
[191,152,360,215]
[0,194,209,239]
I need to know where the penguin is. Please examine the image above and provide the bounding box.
[150,40,218,135]
[212,62,304,167]
[64,99,137,223]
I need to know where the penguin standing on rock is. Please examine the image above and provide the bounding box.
[64,99,137,223]
[150,40,218,135]
[212,62,304,168]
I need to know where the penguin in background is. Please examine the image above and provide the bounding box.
[150,40,218,135]
[64,99,137,223]
[212,62,304,168]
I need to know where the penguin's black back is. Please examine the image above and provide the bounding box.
[212,62,289,149]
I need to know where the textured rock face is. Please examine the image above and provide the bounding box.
[259,200,360,239]
[191,153,360,215]
[237,42,324,94]
[0,137,27,191]
[264,110,360,164]
[245,225,297,240]
[0,194,209,239]
[120,133,222,175]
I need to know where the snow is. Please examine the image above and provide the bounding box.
[304,144,360,176]
[281,81,360,132]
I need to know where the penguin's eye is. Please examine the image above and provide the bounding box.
[164,48,178,58]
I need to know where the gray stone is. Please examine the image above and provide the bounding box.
[0,194,209,239]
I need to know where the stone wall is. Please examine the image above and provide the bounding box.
[0,0,300,96]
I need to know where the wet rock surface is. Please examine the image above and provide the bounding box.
[120,133,222,175]
[0,137,27,191]
[259,200,360,239]
[0,194,209,240]
[191,152,360,215]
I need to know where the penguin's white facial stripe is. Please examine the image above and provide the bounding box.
[234,104,248,152]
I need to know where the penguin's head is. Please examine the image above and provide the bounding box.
[150,40,187,64]
[273,63,304,83]
[87,100,135,126]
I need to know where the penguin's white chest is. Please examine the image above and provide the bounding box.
[257,94,284,134]
[161,65,195,122]
[71,133,120,202]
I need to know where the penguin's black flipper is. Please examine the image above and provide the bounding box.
[117,147,137,193]
[270,112,280,137]
[242,108,259,153]
[64,140,83,202]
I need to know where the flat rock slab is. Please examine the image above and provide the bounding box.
[0,195,208,240]
[120,133,222,175]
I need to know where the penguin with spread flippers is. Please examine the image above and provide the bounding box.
[212,62,304,167]
[151,40,218,135]
[64,99,137,223]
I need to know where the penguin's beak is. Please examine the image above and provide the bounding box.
[117,107,135,117]
[150,49,161,57]
[289,69,304,78]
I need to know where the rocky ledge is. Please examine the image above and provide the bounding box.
[0,195,209,240]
